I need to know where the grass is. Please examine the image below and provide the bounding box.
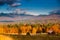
[0,21,60,40]
[2,34,60,40]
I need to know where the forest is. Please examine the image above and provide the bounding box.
[0,22,60,35]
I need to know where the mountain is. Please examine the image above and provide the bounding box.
[0,9,60,18]
[0,13,34,18]
[0,12,35,22]
[0,10,60,22]
[49,10,60,15]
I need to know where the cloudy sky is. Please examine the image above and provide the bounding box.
[0,0,60,15]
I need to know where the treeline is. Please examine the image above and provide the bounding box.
[0,23,60,35]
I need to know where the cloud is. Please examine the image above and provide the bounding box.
[13,8,39,16]
[25,11,40,16]
[10,3,21,7]
[1,8,40,16]
[50,9,60,15]
[13,8,25,14]
[0,0,21,6]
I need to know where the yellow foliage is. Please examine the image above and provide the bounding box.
[51,24,59,33]
[9,27,18,34]
[32,28,37,33]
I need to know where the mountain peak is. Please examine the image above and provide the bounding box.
[0,12,34,17]
[50,10,60,15]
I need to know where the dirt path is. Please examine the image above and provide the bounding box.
[0,35,13,40]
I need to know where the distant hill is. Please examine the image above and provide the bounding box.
[0,10,60,18]
[49,10,60,15]
[0,13,34,18]
[0,10,60,22]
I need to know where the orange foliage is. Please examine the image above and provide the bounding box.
[0,23,60,35]
[38,27,42,32]
[51,24,59,33]
[0,27,4,33]
[20,26,28,33]
[9,27,18,34]
[46,24,60,34]
[31,27,38,34]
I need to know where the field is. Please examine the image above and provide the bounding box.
[1,34,60,40]
[0,19,60,40]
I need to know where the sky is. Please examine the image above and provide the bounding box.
[0,0,60,15]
